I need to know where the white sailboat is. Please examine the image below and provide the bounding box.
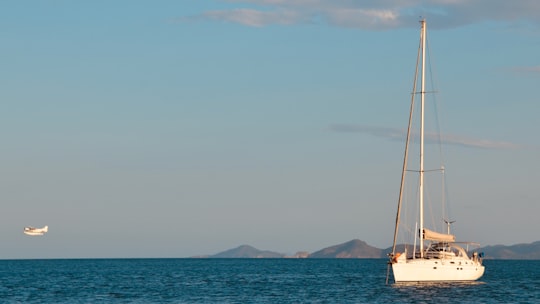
[388,20,485,283]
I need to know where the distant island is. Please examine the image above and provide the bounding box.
[195,239,540,260]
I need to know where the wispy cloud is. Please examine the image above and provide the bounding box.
[510,65,540,76]
[181,0,540,30]
[330,124,522,150]
[197,8,307,27]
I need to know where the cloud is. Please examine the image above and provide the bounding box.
[330,124,522,150]
[182,0,540,30]
[510,66,540,76]
[197,8,307,27]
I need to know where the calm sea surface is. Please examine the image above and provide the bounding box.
[0,259,538,303]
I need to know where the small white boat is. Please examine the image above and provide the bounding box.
[387,19,485,283]
[23,225,48,236]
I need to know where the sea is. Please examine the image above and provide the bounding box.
[0,259,538,303]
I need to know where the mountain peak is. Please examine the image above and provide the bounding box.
[309,239,382,258]
[210,245,284,258]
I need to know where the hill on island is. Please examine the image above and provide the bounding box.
[309,239,382,258]
[210,245,284,258]
[479,241,540,259]
[198,240,540,259]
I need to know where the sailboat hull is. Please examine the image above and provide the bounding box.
[392,259,485,282]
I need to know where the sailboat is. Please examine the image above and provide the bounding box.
[388,20,485,282]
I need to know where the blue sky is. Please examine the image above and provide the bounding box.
[0,1,538,258]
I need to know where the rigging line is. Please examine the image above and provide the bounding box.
[426,29,446,169]
[412,90,438,94]
[425,26,453,226]
[443,167,453,225]
[424,180,437,231]
[406,169,445,173]
[400,181,414,243]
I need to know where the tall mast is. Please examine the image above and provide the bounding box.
[419,19,426,258]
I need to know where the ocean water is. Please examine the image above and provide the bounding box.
[0,259,538,303]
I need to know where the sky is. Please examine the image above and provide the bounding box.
[0,0,538,259]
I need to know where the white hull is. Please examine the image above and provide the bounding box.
[392,258,484,282]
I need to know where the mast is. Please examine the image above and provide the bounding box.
[419,19,426,258]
